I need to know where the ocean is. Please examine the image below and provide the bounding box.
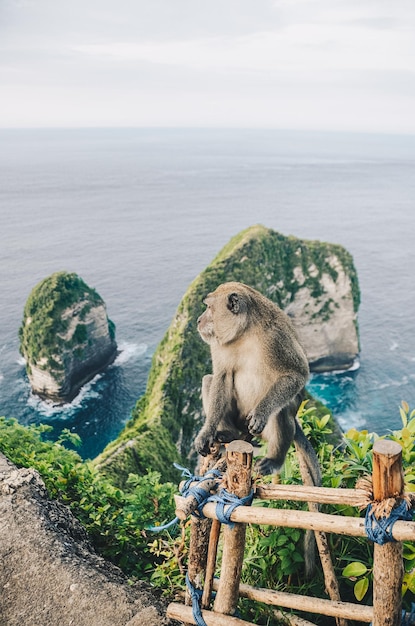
[1,127,414,460]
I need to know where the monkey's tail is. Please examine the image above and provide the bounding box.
[293,418,322,579]
[294,418,322,487]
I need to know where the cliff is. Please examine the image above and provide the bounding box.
[95,225,360,485]
[19,272,117,404]
[0,453,174,626]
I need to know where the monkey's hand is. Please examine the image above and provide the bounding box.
[194,429,215,456]
[247,410,268,436]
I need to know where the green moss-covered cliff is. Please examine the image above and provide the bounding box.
[19,271,117,404]
[94,225,360,486]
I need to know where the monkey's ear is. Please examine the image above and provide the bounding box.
[227,293,241,314]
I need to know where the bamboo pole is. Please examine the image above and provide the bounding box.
[212,580,374,622]
[294,440,347,626]
[173,499,415,540]
[201,519,221,608]
[372,440,404,626]
[167,603,255,625]
[184,446,223,623]
[256,484,369,508]
[273,610,317,626]
[213,440,254,616]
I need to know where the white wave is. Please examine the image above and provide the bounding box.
[0,373,3,383]
[337,409,366,432]
[27,373,103,419]
[390,341,399,351]
[328,357,361,375]
[114,342,147,365]
[16,356,26,366]
[309,357,361,380]
[374,375,410,391]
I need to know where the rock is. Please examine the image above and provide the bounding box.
[284,252,359,372]
[19,271,118,404]
[95,225,360,485]
[0,453,175,626]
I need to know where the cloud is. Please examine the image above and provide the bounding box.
[72,21,415,75]
[1,0,415,130]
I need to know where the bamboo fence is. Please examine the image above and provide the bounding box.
[167,439,412,626]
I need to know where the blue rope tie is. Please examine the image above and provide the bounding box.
[185,572,207,626]
[176,463,223,518]
[207,487,254,529]
[365,499,413,545]
[146,463,222,532]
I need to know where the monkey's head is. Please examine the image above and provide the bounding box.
[197,282,253,346]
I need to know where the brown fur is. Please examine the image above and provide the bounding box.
[195,281,317,478]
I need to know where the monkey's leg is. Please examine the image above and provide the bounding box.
[247,373,304,436]
[195,373,238,456]
[254,409,295,476]
[201,374,212,416]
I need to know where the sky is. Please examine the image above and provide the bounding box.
[1,0,415,132]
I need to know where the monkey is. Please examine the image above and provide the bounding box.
[194,281,323,578]
[195,281,320,483]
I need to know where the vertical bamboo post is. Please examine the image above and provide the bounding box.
[201,519,221,608]
[185,444,222,623]
[372,439,404,626]
[295,440,348,626]
[213,440,254,616]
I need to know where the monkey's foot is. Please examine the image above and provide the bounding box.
[254,457,282,476]
[194,432,214,456]
[247,412,267,436]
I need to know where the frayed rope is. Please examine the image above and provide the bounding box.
[365,499,413,545]
[207,487,254,529]
[186,572,207,626]
[146,462,222,532]
[147,462,254,531]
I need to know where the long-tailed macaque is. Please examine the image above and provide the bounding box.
[195,281,321,486]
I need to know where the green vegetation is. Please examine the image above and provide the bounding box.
[149,401,415,624]
[19,271,110,377]
[1,402,414,624]
[0,417,175,578]
[95,224,360,487]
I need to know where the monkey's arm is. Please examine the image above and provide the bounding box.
[248,372,306,436]
[194,372,235,456]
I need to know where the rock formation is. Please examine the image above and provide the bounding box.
[19,271,118,404]
[95,225,360,485]
[0,453,174,626]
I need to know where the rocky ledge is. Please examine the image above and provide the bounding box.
[19,271,117,404]
[0,453,174,626]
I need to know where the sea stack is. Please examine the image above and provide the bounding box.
[95,224,360,485]
[19,271,117,404]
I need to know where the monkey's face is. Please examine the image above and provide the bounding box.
[197,284,250,346]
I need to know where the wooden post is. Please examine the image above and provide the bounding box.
[372,439,404,626]
[185,444,223,624]
[201,519,221,608]
[295,440,348,626]
[213,440,254,616]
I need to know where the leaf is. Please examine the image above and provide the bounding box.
[354,577,369,601]
[400,406,408,427]
[402,400,410,414]
[343,562,368,578]
[317,415,331,429]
